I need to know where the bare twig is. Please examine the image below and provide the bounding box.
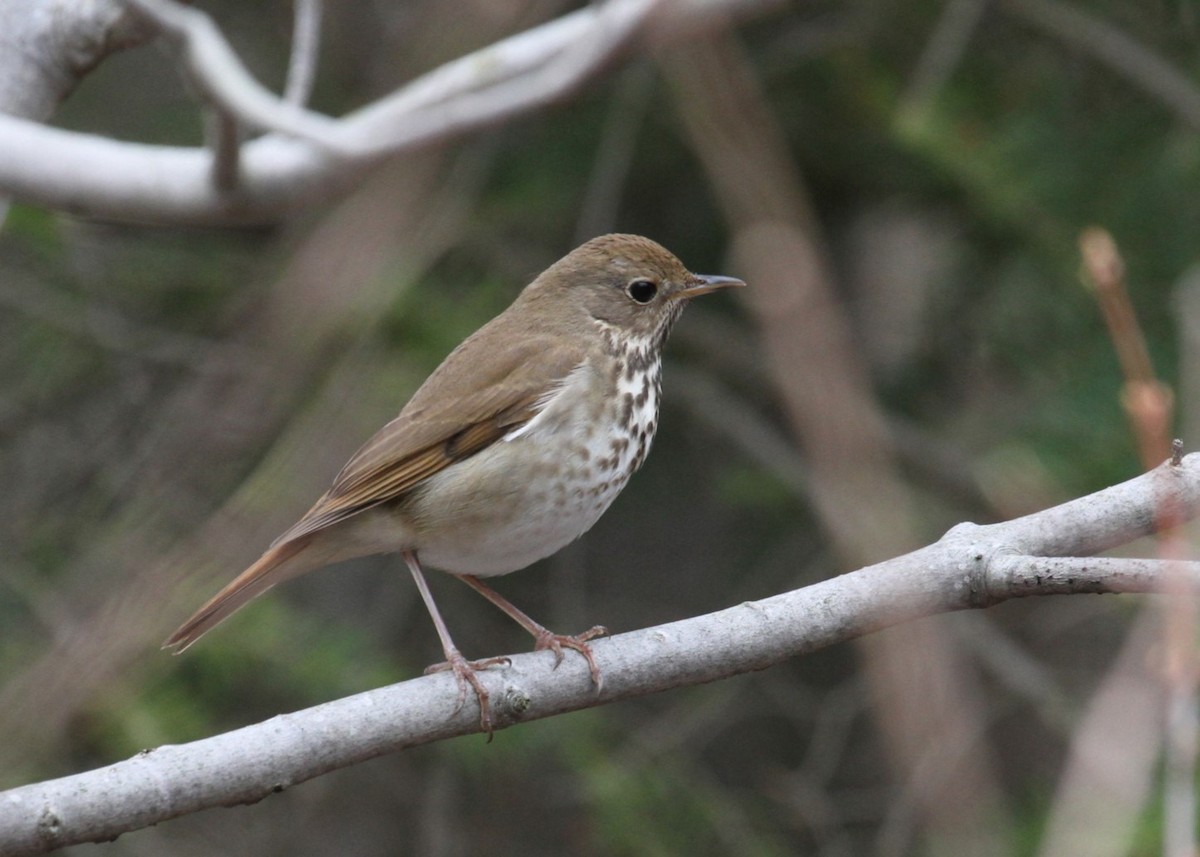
[0,0,776,224]
[574,64,654,243]
[340,0,664,155]
[1002,0,1200,130]
[897,0,990,126]
[1071,228,1195,857]
[123,0,663,157]
[671,366,809,497]
[120,0,342,146]
[664,32,1009,856]
[204,105,241,191]
[1172,273,1200,857]
[284,0,322,107]
[1079,227,1173,466]
[955,616,1074,732]
[2,455,1200,855]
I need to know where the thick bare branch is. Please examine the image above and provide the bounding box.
[0,0,155,228]
[0,0,775,224]
[0,0,152,119]
[0,120,337,224]
[2,455,1199,855]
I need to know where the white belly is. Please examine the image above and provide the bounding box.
[407,354,661,576]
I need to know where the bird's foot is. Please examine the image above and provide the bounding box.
[533,625,608,691]
[424,652,511,737]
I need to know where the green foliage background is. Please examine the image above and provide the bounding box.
[2,1,1198,854]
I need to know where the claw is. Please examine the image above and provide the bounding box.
[424,652,509,737]
[452,575,609,694]
[533,625,608,691]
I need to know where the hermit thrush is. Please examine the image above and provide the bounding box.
[164,234,744,731]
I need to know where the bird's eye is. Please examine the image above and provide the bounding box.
[626,279,658,304]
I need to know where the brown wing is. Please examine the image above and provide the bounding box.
[273,328,586,545]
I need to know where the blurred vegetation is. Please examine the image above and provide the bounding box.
[2,0,1199,854]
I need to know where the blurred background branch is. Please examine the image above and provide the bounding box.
[2,0,1199,854]
[662,31,1007,857]
[0,0,776,224]
[4,454,1200,855]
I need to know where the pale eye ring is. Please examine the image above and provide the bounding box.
[626,279,658,303]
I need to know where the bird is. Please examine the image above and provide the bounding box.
[164,233,745,732]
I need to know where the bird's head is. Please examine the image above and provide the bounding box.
[525,233,744,346]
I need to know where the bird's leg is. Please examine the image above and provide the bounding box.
[455,573,607,692]
[403,551,508,736]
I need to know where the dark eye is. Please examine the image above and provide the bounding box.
[627,279,658,303]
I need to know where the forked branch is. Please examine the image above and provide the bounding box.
[1,454,1198,855]
[0,0,776,224]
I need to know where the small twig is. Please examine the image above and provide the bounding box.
[1078,226,1195,857]
[284,0,322,107]
[120,0,343,147]
[1001,0,1200,130]
[1079,227,1151,383]
[197,0,328,189]
[670,365,809,498]
[344,0,664,155]
[1159,478,1196,857]
[1079,226,1174,468]
[122,0,662,157]
[991,555,1200,598]
[1,0,771,225]
[204,106,241,191]
[955,616,1074,732]
[574,63,654,243]
[896,0,990,126]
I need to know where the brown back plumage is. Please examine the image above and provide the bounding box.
[275,332,586,544]
[163,234,715,651]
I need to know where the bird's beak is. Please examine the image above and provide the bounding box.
[675,274,746,300]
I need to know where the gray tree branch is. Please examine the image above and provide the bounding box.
[0,0,778,225]
[1,455,1198,856]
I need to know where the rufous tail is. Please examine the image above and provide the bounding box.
[163,537,314,652]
